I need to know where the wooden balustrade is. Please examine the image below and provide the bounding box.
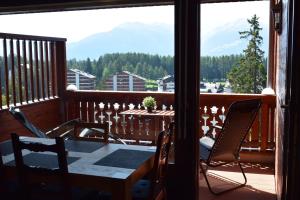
[66,90,276,152]
[0,32,66,110]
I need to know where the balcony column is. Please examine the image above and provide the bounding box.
[55,40,67,121]
[173,0,200,199]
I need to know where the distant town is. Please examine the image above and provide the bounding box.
[67,68,232,93]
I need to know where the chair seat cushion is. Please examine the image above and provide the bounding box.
[199,136,215,161]
[132,179,151,200]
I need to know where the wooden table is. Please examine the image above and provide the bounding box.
[0,137,156,200]
[120,109,174,136]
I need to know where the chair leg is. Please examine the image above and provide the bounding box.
[200,161,247,195]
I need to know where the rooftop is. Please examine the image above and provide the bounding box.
[68,68,96,79]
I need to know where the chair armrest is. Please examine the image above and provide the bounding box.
[108,133,127,145]
[74,122,126,144]
[83,127,127,145]
[46,118,81,138]
[74,122,109,143]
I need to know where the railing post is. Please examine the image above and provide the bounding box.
[260,103,269,151]
[55,40,67,121]
[66,91,75,121]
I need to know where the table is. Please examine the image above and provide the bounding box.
[0,137,156,200]
[120,109,174,136]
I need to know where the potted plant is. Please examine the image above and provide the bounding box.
[142,96,157,113]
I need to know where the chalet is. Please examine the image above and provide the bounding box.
[67,68,96,90]
[157,75,175,92]
[0,1,299,200]
[104,71,146,91]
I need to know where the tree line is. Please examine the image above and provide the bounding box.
[0,52,267,95]
[67,53,267,90]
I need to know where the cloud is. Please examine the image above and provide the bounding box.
[207,40,243,54]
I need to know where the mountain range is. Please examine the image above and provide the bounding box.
[67,21,268,60]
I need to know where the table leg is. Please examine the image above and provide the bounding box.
[112,181,131,200]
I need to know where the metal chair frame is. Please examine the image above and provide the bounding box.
[199,99,261,195]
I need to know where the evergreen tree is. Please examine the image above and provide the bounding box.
[85,57,93,73]
[227,15,267,93]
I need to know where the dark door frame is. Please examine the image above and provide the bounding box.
[174,0,200,199]
[283,0,300,199]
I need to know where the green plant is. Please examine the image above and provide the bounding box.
[142,96,156,109]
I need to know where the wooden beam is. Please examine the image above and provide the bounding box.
[0,0,266,14]
[0,0,172,14]
[268,0,276,88]
[174,0,200,199]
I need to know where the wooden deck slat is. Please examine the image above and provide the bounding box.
[22,40,29,103]
[75,101,80,119]
[3,38,9,107]
[260,104,269,151]
[45,41,50,98]
[10,39,16,106]
[39,41,45,99]
[34,41,40,100]
[28,40,35,102]
[249,111,260,142]
[50,42,56,97]
[88,101,95,122]
[16,39,23,104]
[81,101,88,122]
[270,107,275,143]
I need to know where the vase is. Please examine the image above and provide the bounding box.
[147,107,153,113]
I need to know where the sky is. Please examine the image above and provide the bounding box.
[0,1,269,43]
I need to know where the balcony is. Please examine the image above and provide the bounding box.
[0,32,276,199]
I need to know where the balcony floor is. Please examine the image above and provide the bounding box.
[199,163,276,200]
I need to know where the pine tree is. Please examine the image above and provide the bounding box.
[85,57,93,74]
[227,15,267,93]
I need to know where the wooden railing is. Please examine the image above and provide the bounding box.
[66,90,276,152]
[0,32,66,110]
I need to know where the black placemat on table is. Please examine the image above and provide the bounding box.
[0,140,13,156]
[6,153,79,168]
[64,139,105,153]
[94,149,155,169]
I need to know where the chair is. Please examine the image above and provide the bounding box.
[11,133,98,200]
[134,122,173,200]
[11,133,71,200]
[100,123,174,200]
[0,147,20,200]
[8,107,122,144]
[199,99,261,195]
